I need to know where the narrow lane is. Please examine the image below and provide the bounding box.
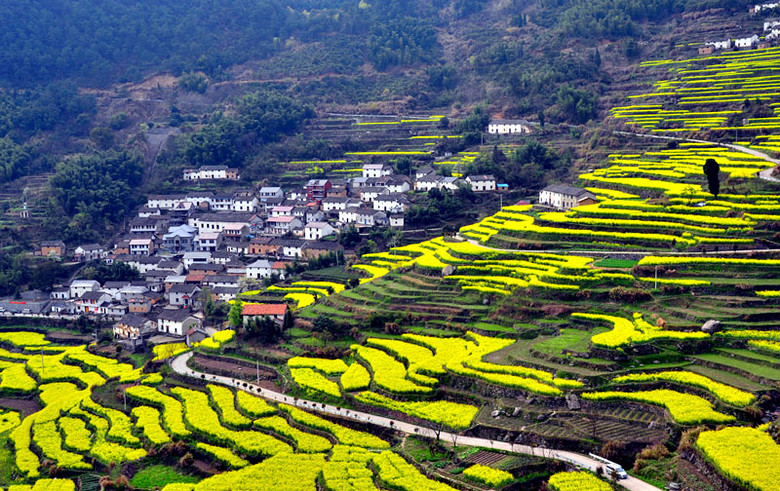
[170,352,661,491]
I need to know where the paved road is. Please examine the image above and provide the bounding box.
[171,352,660,491]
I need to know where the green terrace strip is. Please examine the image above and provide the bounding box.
[581,389,735,425]
[697,427,780,491]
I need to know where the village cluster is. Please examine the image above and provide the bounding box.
[0,159,524,350]
[697,4,780,54]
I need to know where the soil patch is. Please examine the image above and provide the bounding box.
[191,354,280,392]
[0,397,41,418]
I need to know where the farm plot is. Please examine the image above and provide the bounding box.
[610,46,780,133]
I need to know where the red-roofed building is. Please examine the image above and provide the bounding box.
[242,303,288,325]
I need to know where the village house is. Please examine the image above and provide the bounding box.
[415,164,435,179]
[270,205,295,217]
[210,194,234,211]
[305,179,331,202]
[182,251,211,269]
[74,244,107,262]
[487,119,531,135]
[390,214,405,228]
[137,206,161,218]
[304,222,336,241]
[265,216,303,236]
[146,194,187,210]
[415,173,443,191]
[338,207,359,224]
[127,297,152,314]
[70,280,100,299]
[162,225,197,253]
[373,193,411,214]
[76,291,112,315]
[130,217,164,235]
[538,184,598,210]
[363,163,393,178]
[248,237,279,256]
[129,238,155,256]
[322,196,349,212]
[167,284,201,307]
[242,303,288,326]
[258,187,284,201]
[735,35,760,48]
[232,196,258,213]
[119,285,149,303]
[268,239,304,258]
[356,209,388,227]
[359,186,388,202]
[246,259,275,279]
[113,313,156,340]
[39,240,66,258]
[305,207,326,223]
[189,212,256,234]
[302,241,344,259]
[195,232,222,252]
[157,309,201,337]
[466,175,497,192]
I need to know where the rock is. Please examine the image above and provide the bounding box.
[442,265,455,276]
[701,319,721,334]
[512,407,522,417]
[491,410,501,418]
[565,394,581,411]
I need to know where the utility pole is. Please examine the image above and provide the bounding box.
[654,265,658,290]
[256,359,260,384]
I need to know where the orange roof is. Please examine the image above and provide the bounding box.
[185,272,206,283]
[272,261,290,270]
[242,303,288,316]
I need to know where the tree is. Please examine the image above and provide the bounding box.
[703,158,720,198]
[338,226,361,248]
[246,315,281,344]
[228,301,244,328]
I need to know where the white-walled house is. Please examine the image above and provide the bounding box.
[70,280,100,299]
[259,187,284,201]
[373,194,411,213]
[266,216,303,236]
[157,309,201,337]
[487,119,531,135]
[356,209,388,227]
[538,184,597,210]
[246,259,274,279]
[735,35,760,48]
[363,163,393,178]
[304,222,336,241]
[415,174,442,191]
[466,175,496,192]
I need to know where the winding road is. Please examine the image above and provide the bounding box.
[170,351,661,491]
